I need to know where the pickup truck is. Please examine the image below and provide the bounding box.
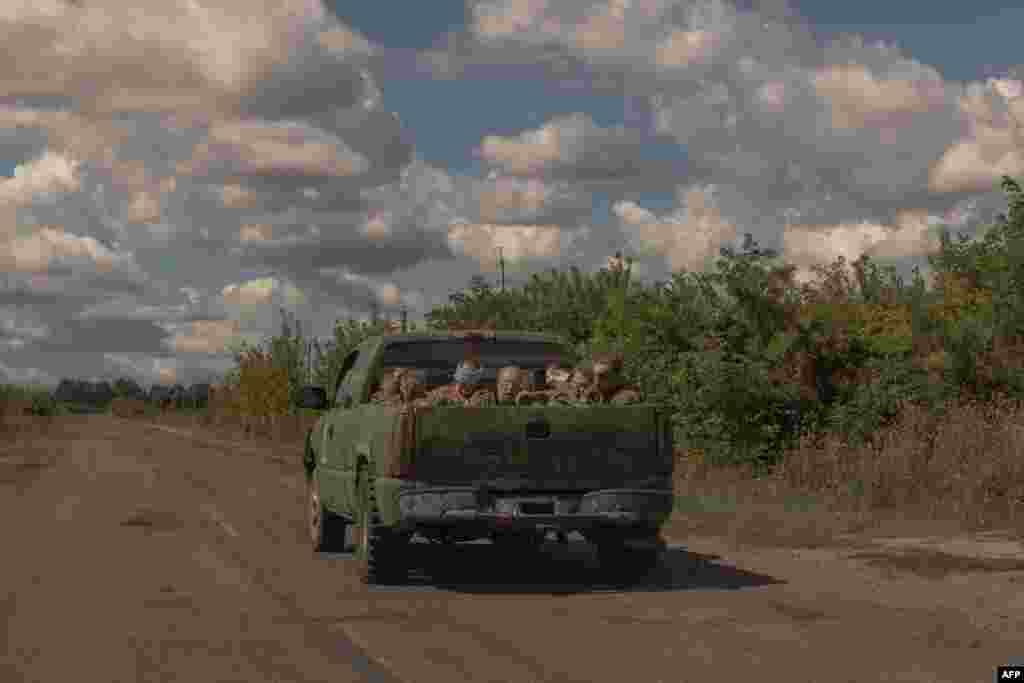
[297,330,676,585]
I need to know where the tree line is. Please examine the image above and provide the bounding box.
[26,176,1024,471]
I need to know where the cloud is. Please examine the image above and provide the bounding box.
[614,185,737,272]
[812,63,947,131]
[34,316,172,353]
[180,119,371,179]
[447,221,570,266]
[317,24,375,58]
[126,191,162,224]
[476,113,682,191]
[318,267,424,309]
[0,360,57,388]
[0,307,50,351]
[0,226,139,274]
[239,224,274,243]
[220,182,260,209]
[0,106,132,163]
[221,276,306,308]
[0,149,81,204]
[0,0,328,116]
[479,121,562,175]
[929,79,1024,194]
[783,209,944,281]
[167,319,245,354]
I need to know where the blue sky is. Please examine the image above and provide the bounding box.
[1,0,1022,387]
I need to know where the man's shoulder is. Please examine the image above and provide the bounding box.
[610,385,643,403]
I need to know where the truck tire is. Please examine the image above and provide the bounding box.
[307,475,347,552]
[594,534,664,586]
[355,471,409,585]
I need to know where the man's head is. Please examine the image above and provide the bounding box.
[453,358,484,388]
[496,366,524,402]
[545,361,572,386]
[592,351,626,393]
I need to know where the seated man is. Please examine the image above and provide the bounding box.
[590,352,643,404]
[395,368,431,409]
[369,371,401,405]
[515,360,573,405]
[549,363,598,405]
[495,365,526,405]
[426,358,496,407]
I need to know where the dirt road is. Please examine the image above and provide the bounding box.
[2,416,1021,683]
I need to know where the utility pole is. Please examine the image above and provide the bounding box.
[496,246,505,292]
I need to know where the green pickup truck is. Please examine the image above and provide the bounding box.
[298,330,675,585]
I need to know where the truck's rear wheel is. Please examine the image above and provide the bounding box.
[308,475,346,552]
[355,471,409,585]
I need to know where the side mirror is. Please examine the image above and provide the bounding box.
[297,386,327,410]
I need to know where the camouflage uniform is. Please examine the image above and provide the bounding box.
[370,372,401,405]
[516,362,573,405]
[496,366,526,405]
[548,363,598,406]
[426,360,496,407]
[427,383,496,407]
[396,369,433,409]
[590,352,643,405]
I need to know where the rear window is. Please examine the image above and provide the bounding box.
[379,340,567,383]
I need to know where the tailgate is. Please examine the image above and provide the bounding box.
[411,406,671,490]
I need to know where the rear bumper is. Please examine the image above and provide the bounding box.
[396,487,674,535]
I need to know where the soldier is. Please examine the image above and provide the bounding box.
[495,365,526,405]
[515,360,573,405]
[549,363,598,406]
[427,358,496,407]
[590,352,643,405]
[370,371,401,405]
[396,368,432,409]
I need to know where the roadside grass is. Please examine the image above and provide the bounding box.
[670,393,1024,544]
[5,381,1024,542]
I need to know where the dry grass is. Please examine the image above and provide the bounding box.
[778,393,1024,531]
[672,393,1024,541]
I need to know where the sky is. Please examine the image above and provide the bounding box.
[1,0,1022,389]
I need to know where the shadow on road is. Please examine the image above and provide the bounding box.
[359,541,784,595]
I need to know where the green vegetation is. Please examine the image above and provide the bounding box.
[156,174,1024,477]
[7,177,1024,503]
[0,383,67,416]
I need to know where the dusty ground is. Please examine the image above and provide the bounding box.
[2,416,1022,683]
